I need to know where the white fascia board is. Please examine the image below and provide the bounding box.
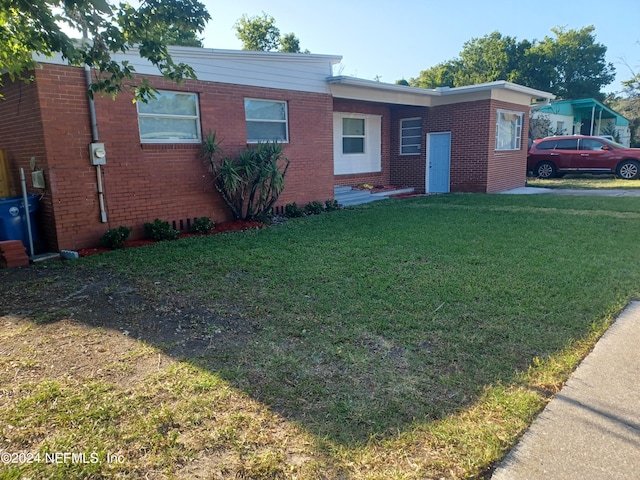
[441,80,555,101]
[328,76,437,106]
[328,76,555,106]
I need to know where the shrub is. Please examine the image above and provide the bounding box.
[201,132,290,221]
[284,202,304,218]
[324,199,340,212]
[144,219,179,241]
[99,226,132,249]
[191,216,215,234]
[304,201,324,215]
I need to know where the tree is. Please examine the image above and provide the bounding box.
[234,12,280,51]
[0,0,211,101]
[410,26,615,99]
[279,32,301,53]
[410,60,459,89]
[234,12,305,53]
[532,26,614,100]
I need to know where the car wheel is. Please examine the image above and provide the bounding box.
[535,161,556,179]
[617,160,640,180]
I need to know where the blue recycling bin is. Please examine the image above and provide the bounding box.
[0,195,42,254]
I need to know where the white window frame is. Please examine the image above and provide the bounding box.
[341,117,366,154]
[137,90,201,144]
[333,113,382,175]
[400,117,422,155]
[244,98,289,143]
[495,109,524,151]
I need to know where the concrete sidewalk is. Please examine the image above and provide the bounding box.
[492,301,640,480]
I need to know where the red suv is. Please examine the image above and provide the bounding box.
[527,135,640,179]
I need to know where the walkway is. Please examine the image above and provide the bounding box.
[492,302,640,480]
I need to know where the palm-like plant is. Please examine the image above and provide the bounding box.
[200,132,289,220]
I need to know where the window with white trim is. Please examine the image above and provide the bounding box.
[495,109,524,150]
[400,118,421,155]
[244,99,288,143]
[333,113,382,175]
[342,118,365,154]
[137,91,201,143]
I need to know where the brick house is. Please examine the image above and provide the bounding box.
[0,47,553,252]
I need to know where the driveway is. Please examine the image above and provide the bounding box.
[500,187,640,197]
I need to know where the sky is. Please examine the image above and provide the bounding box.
[197,0,639,94]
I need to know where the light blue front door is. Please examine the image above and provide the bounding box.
[427,132,451,193]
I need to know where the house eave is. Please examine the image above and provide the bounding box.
[327,76,555,107]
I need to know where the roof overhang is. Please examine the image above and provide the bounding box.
[328,76,555,108]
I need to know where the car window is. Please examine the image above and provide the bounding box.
[580,139,606,151]
[554,139,578,150]
[536,140,556,150]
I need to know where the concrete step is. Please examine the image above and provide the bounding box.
[371,187,415,198]
[334,186,383,206]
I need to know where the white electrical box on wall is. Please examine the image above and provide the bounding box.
[89,143,106,165]
[32,170,45,189]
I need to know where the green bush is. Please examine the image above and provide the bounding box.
[191,216,215,234]
[144,219,179,241]
[284,202,304,218]
[99,226,132,249]
[201,133,290,221]
[304,200,324,215]
[324,199,340,212]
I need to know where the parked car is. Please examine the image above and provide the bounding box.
[527,135,640,179]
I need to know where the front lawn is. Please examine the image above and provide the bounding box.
[2,194,640,479]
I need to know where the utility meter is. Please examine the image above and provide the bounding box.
[89,143,107,165]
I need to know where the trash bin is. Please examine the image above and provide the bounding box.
[0,195,42,254]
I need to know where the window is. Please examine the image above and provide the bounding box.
[333,113,382,175]
[137,91,201,143]
[554,139,578,150]
[536,139,578,150]
[580,139,606,151]
[400,118,421,155]
[495,109,523,150]
[342,118,365,154]
[244,99,288,143]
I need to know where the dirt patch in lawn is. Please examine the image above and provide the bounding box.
[0,265,342,479]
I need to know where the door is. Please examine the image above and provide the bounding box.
[427,132,451,193]
[572,137,616,173]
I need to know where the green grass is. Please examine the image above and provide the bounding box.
[527,173,640,189]
[3,193,640,479]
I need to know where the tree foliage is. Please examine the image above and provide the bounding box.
[410,26,615,100]
[0,0,211,100]
[234,12,305,53]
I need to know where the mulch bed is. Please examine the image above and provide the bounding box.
[78,220,265,257]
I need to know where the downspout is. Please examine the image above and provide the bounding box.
[85,65,108,223]
[589,105,595,136]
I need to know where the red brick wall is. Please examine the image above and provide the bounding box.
[486,100,530,193]
[333,98,391,187]
[0,72,58,251]
[426,101,492,193]
[389,101,525,194]
[390,106,427,192]
[1,64,334,250]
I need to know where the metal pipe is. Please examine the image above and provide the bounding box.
[85,64,107,222]
[96,165,107,223]
[20,168,34,258]
[85,65,99,142]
